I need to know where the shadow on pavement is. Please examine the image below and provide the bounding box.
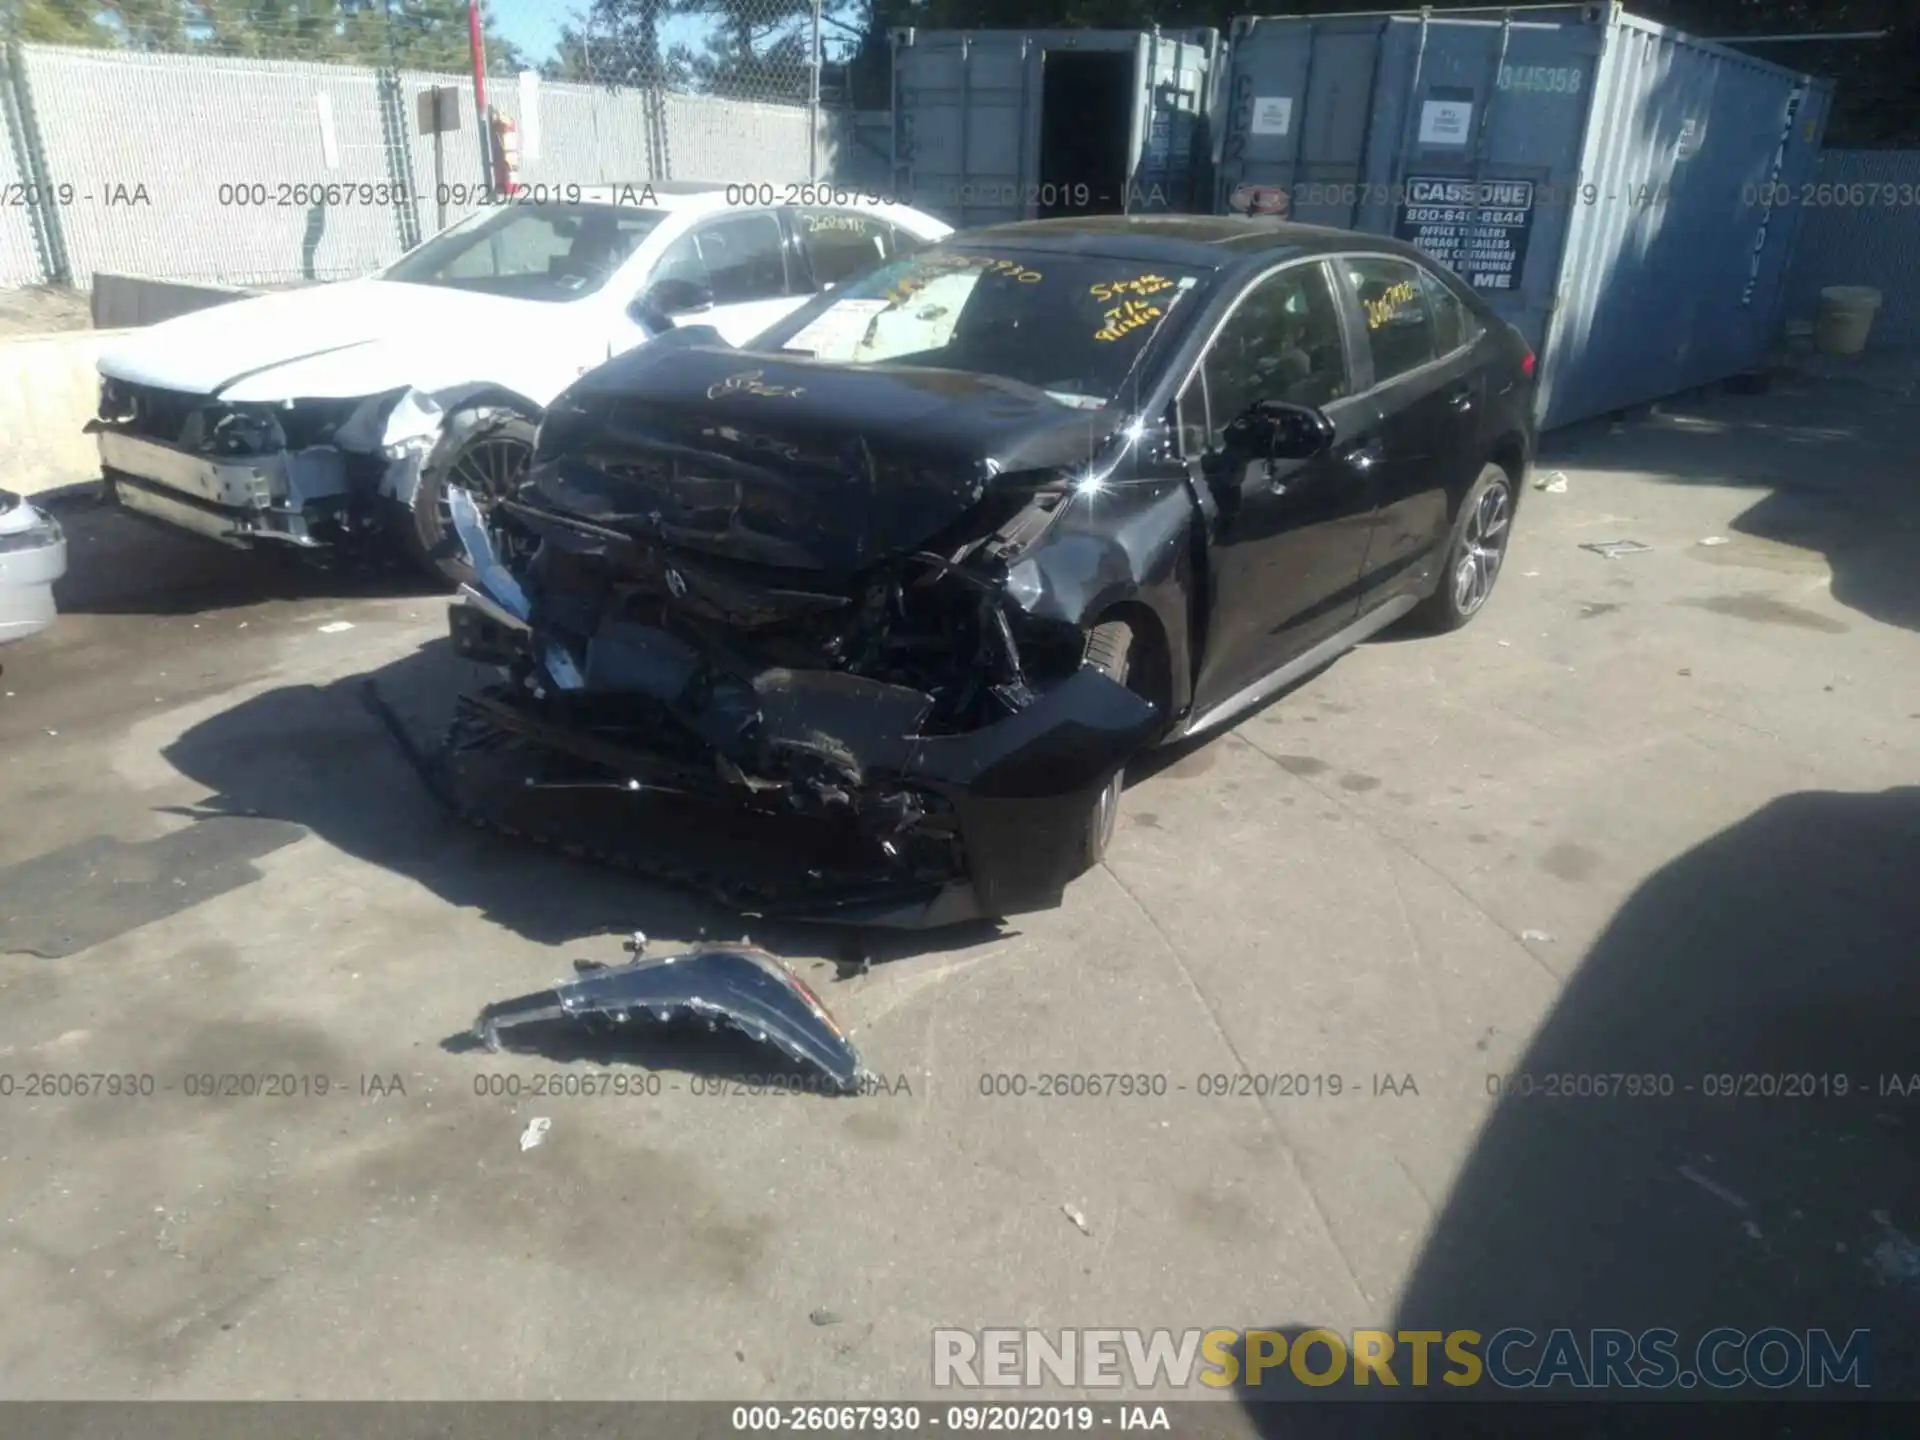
[1541,368,1920,633]
[1218,795,1919,1435]
[160,633,1010,967]
[45,490,440,617]
[1385,785,1920,1396]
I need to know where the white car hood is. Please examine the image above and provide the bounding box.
[96,280,602,405]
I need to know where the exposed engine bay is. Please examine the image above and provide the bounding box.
[426,334,1180,926]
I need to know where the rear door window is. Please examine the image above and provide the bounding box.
[682,211,794,304]
[797,210,913,289]
[1418,268,1482,355]
[1344,256,1440,385]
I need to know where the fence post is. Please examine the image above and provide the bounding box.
[376,67,424,251]
[807,0,822,182]
[2,43,70,286]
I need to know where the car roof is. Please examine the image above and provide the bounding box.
[945,214,1433,270]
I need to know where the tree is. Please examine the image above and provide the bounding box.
[14,0,112,45]
[548,0,684,85]
[9,0,524,69]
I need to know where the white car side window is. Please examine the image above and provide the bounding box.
[650,231,710,289]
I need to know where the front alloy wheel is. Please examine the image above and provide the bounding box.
[406,407,538,590]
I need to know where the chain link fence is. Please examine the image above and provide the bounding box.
[0,0,883,290]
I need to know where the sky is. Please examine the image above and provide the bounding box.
[481,0,825,72]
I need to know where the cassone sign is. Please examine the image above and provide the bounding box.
[1393,175,1537,293]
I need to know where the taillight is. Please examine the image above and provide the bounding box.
[1520,346,1537,378]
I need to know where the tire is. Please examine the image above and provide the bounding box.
[1410,462,1515,633]
[1076,618,1135,871]
[405,407,539,590]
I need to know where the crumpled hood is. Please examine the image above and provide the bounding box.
[96,280,590,402]
[524,332,1129,574]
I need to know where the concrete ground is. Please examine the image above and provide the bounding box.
[0,361,1916,1410]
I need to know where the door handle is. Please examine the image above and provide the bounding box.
[1447,384,1475,412]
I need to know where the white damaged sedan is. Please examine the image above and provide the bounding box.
[91,183,950,585]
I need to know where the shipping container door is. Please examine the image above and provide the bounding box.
[1131,32,1218,213]
[1540,21,1833,427]
[1214,18,1388,228]
[1752,79,1832,341]
[892,31,1037,230]
[1357,14,1606,362]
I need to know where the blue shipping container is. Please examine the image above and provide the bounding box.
[1214,3,1832,428]
[891,28,1222,231]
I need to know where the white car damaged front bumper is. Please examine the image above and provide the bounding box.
[92,388,443,549]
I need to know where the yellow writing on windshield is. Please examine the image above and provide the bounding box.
[884,255,1042,307]
[1090,273,1176,302]
[1364,280,1418,329]
[1094,299,1163,342]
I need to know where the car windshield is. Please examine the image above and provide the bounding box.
[748,246,1210,408]
[381,202,667,302]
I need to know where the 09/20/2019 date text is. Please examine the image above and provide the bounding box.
[977,1072,1420,1099]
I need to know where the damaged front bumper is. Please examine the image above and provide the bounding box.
[475,941,873,1094]
[441,492,1160,927]
[97,430,336,547]
[89,388,437,550]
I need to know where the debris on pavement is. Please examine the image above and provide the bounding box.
[1533,470,1569,493]
[1520,930,1555,943]
[1678,1164,1748,1211]
[1062,1203,1092,1236]
[317,621,355,633]
[1698,535,1731,547]
[1868,1211,1920,1289]
[1580,540,1652,559]
[474,941,874,1096]
[519,1116,551,1152]
[809,1309,843,1327]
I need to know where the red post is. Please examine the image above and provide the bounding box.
[467,0,492,193]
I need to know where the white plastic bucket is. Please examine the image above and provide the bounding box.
[1814,285,1882,357]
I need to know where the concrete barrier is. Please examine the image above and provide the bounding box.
[90,273,255,330]
[0,330,126,497]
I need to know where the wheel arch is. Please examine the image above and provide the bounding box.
[1488,430,1529,511]
[424,382,549,425]
[1089,599,1176,735]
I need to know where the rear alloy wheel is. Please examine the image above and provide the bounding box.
[1077,618,1135,871]
[406,407,538,590]
[1413,463,1514,633]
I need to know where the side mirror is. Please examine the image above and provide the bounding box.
[629,277,714,331]
[1225,399,1335,460]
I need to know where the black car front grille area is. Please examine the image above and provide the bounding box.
[101,380,206,445]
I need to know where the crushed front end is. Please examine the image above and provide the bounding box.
[437,348,1163,926]
[89,378,436,553]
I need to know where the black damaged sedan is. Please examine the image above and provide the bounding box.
[444,216,1537,927]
